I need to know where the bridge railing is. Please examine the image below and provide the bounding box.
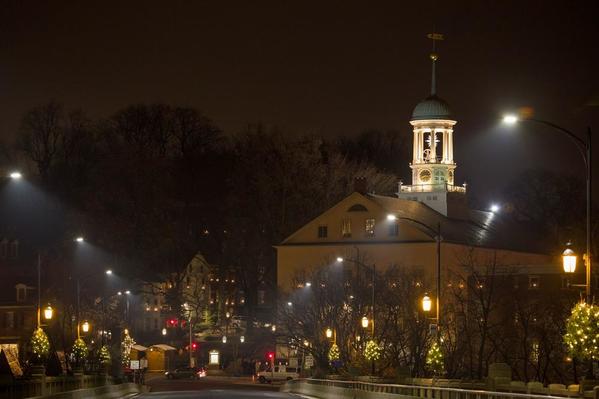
[283,379,597,399]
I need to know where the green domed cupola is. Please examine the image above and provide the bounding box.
[411,95,452,121]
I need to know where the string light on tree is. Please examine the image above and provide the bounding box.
[31,328,50,362]
[121,330,136,366]
[328,343,340,363]
[364,340,381,361]
[564,302,599,360]
[426,342,444,376]
[72,338,88,364]
[99,345,111,365]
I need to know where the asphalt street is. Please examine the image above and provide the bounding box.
[136,375,301,398]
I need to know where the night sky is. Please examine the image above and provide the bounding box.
[1,1,598,202]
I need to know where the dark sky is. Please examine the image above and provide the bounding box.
[1,1,598,202]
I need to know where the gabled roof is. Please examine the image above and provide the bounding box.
[280,192,549,255]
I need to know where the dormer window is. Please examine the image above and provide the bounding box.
[16,284,27,302]
[317,225,328,238]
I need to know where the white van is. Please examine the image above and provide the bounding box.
[256,365,300,383]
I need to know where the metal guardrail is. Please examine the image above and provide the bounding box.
[284,379,594,399]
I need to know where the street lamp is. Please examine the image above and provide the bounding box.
[44,305,54,320]
[240,335,245,343]
[105,269,112,275]
[361,316,369,329]
[162,328,167,336]
[82,320,90,333]
[422,294,432,313]
[222,336,227,344]
[490,204,500,213]
[502,114,592,302]
[9,171,22,179]
[563,247,577,274]
[325,328,333,339]
[75,236,84,243]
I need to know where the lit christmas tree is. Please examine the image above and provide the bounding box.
[72,338,88,364]
[31,328,50,363]
[121,330,136,366]
[328,343,340,363]
[364,340,381,361]
[564,302,599,360]
[426,342,444,376]
[99,345,111,365]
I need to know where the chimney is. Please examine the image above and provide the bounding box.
[353,177,368,194]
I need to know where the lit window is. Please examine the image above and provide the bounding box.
[318,225,328,238]
[341,219,352,238]
[528,276,540,290]
[365,219,375,237]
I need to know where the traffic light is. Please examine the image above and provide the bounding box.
[267,352,274,360]
[168,319,178,327]
[191,342,198,351]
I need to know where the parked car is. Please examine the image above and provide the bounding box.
[165,367,206,379]
[257,365,299,383]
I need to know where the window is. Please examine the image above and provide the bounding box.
[0,240,7,258]
[209,350,220,365]
[341,219,351,238]
[317,225,328,238]
[5,312,14,329]
[16,287,26,302]
[364,219,375,237]
[347,204,368,212]
[528,276,540,289]
[9,240,18,259]
[389,222,399,237]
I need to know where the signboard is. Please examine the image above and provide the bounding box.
[130,360,140,370]
[304,355,314,368]
[140,358,148,369]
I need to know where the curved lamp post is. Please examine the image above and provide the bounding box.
[503,115,592,302]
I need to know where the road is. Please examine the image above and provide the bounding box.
[136,374,300,398]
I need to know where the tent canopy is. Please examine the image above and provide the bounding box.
[150,344,177,351]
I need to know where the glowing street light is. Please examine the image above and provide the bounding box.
[75,237,84,243]
[502,114,518,124]
[563,247,577,274]
[361,316,369,329]
[386,214,397,221]
[162,328,167,336]
[82,320,90,333]
[336,257,344,263]
[9,171,22,179]
[422,294,432,313]
[105,269,113,275]
[125,290,131,295]
[305,282,312,287]
[44,305,54,320]
[490,204,500,213]
[222,336,227,344]
[325,328,333,339]
[240,335,245,343]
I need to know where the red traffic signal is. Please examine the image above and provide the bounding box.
[168,319,178,327]
[191,342,198,350]
[267,352,274,360]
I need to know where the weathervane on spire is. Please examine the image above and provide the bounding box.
[426,32,444,96]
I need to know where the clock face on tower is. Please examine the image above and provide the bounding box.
[419,169,431,182]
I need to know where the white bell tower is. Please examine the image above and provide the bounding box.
[397,33,466,216]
